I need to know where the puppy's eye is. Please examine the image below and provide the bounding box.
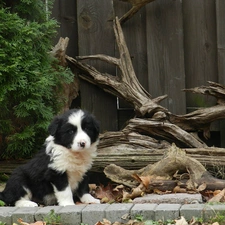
[68,130,74,135]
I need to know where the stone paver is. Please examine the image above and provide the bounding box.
[34,206,62,222]
[0,207,18,225]
[105,203,134,223]
[0,203,225,224]
[82,203,110,224]
[133,194,202,204]
[180,204,205,221]
[131,203,157,221]
[12,207,39,224]
[202,204,225,221]
[58,205,87,225]
[154,204,181,221]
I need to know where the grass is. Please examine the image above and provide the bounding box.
[44,209,62,225]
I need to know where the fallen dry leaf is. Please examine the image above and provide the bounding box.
[113,185,124,192]
[95,219,112,225]
[17,219,46,225]
[139,176,151,188]
[212,222,220,225]
[30,222,46,225]
[95,183,123,203]
[153,189,171,195]
[213,190,222,196]
[132,174,169,189]
[17,218,30,225]
[132,174,143,184]
[173,186,187,193]
[208,188,225,203]
[122,185,144,201]
[175,216,188,225]
[112,222,121,225]
[197,182,207,192]
[127,220,144,225]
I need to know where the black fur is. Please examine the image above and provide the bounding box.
[0,109,100,206]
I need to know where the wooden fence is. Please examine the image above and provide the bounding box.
[52,0,225,146]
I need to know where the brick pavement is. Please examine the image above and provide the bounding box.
[0,203,224,225]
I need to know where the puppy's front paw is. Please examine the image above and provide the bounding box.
[80,193,100,204]
[15,200,38,207]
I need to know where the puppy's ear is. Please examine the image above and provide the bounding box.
[93,118,100,135]
[48,117,61,136]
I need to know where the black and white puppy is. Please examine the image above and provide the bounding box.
[0,109,100,207]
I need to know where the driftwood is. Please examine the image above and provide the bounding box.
[93,144,225,173]
[51,37,79,112]
[56,15,225,191]
[117,0,156,24]
[103,144,225,191]
[67,17,168,118]
[66,17,225,148]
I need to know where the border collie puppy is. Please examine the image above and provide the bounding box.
[0,109,100,207]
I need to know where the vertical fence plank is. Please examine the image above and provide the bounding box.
[52,0,78,58]
[216,0,225,146]
[183,0,218,111]
[77,0,118,132]
[146,0,186,114]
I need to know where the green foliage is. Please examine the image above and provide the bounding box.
[0,200,5,207]
[135,214,144,222]
[0,1,74,158]
[209,212,225,224]
[0,173,9,182]
[44,209,61,225]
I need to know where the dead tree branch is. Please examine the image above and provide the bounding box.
[51,37,79,112]
[67,17,167,117]
[104,144,225,190]
[117,0,156,24]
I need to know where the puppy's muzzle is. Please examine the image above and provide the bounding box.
[79,141,86,148]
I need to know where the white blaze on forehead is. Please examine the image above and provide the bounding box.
[68,110,84,126]
[68,110,91,151]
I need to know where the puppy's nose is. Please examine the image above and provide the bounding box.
[79,141,86,148]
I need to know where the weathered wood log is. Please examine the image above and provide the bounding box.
[66,17,168,118]
[66,17,225,149]
[1,146,225,175]
[49,12,225,192]
[91,142,225,173]
[103,144,225,191]
[169,81,225,139]
[51,37,79,112]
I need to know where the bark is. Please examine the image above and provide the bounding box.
[117,0,156,24]
[66,17,225,148]
[57,16,225,191]
[93,144,225,173]
[169,81,225,139]
[51,37,80,112]
[66,17,167,118]
[103,144,225,191]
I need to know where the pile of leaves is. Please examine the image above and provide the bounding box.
[91,172,225,204]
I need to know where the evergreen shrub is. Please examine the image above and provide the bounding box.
[0,1,74,158]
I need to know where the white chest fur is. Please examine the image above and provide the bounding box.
[46,139,97,191]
